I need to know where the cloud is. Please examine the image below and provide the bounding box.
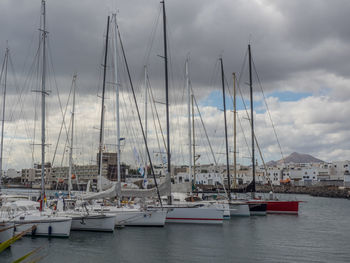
[0,0,349,170]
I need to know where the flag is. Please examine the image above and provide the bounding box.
[143,178,148,189]
[138,167,145,177]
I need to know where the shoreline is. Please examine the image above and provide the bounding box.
[3,184,350,199]
[256,185,350,199]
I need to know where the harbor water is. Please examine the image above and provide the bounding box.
[1,194,350,263]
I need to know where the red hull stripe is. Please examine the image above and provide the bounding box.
[266,201,299,212]
[166,217,223,221]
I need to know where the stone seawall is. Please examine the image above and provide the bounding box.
[256,185,350,199]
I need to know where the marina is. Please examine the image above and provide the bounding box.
[1,194,350,263]
[0,0,350,262]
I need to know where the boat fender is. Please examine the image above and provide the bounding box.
[32,227,37,236]
[48,225,52,236]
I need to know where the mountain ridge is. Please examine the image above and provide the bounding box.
[267,152,324,166]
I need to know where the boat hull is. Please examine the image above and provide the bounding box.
[165,206,223,224]
[215,203,230,219]
[69,214,115,232]
[113,209,167,226]
[13,216,72,237]
[266,201,300,214]
[91,206,167,227]
[228,202,250,217]
[247,202,267,216]
[200,202,230,219]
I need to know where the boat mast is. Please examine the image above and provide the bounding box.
[248,44,256,197]
[192,94,196,189]
[220,58,231,200]
[144,65,148,185]
[0,47,9,188]
[117,18,162,206]
[40,0,48,210]
[112,14,121,185]
[68,74,77,195]
[161,0,171,204]
[98,16,110,192]
[233,73,237,189]
[186,58,192,187]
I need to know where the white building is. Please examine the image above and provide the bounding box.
[328,161,350,181]
[4,169,21,179]
[265,166,282,186]
[166,161,350,187]
[176,171,223,186]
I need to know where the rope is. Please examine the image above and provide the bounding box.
[252,57,285,167]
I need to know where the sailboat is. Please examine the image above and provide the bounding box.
[217,58,251,217]
[169,58,230,219]
[0,1,72,237]
[244,44,301,215]
[1,200,72,237]
[54,75,115,232]
[0,48,16,242]
[239,44,268,216]
[86,14,167,227]
[150,1,223,224]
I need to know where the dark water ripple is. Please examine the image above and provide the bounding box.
[1,194,350,263]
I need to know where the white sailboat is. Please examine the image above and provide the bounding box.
[148,2,224,224]
[1,200,71,237]
[0,1,72,238]
[54,198,115,232]
[186,59,250,218]
[85,14,167,227]
[90,203,167,227]
[55,75,115,232]
[154,193,224,224]
[34,0,72,236]
[218,59,251,217]
[171,57,248,220]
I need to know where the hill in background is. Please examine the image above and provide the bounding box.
[267,152,324,166]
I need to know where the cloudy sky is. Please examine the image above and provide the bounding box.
[0,0,350,171]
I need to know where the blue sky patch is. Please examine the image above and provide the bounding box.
[266,91,312,102]
[199,90,313,113]
[199,90,262,112]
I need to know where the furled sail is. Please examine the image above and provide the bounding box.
[120,178,171,198]
[80,182,120,200]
